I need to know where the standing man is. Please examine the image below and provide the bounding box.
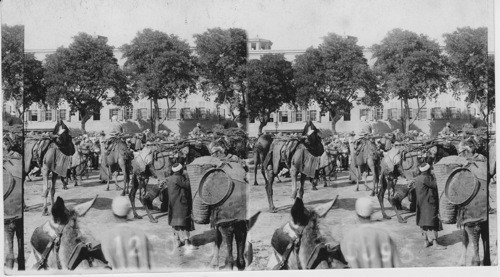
[167,163,196,251]
[414,162,446,250]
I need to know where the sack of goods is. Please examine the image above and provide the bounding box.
[187,156,248,225]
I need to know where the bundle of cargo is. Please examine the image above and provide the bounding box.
[434,156,468,224]
[187,156,248,225]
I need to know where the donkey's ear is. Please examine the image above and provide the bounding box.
[291,197,309,226]
[52,197,68,223]
[72,195,98,217]
[247,211,261,230]
[314,195,338,218]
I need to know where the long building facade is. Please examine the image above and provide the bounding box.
[246,37,491,137]
[17,36,492,137]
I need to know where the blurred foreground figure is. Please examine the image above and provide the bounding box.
[341,225,401,268]
[101,225,152,270]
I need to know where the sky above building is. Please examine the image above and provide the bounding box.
[1,0,496,52]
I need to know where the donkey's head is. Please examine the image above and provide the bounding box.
[272,197,346,270]
[31,196,103,270]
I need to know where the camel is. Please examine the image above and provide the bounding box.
[262,131,325,212]
[102,139,132,195]
[352,138,380,195]
[40,144,92,216]
[252,134,273,186]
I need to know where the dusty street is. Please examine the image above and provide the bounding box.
[23,161,498,272]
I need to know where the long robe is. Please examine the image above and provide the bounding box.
[414,172,441,228]
[167,172,194,229]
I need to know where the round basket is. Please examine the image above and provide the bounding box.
[199,168,234,206]
[445,168,480,206]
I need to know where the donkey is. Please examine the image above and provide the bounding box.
[4,154,25,270]
[268,197,347,270]
[29,196,108,270]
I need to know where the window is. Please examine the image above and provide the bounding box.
[93,110,101,121]
[295,111,303,122]
[251,42,256,50]
[30,110,38,121]
[359,108,370,119]
[181,108,192,119]
[418,108,427,120]
[280,111,288,122]
[139,108,148,120]
[59,109,66,121]
[431,107,442,119]
[375,108,383,120]
[268,113,274,123]
[124,107,133,120]
[168,108,177,120]
[199,107,206,119]
[109,108,119,120]
[343,110,351,121]
[45,110,52,121]
[309,110,317,121]
[449,107,457,118]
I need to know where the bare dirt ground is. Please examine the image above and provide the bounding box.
[22,161,497,272]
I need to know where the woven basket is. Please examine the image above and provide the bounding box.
[199,168,234,206]
[445,168,480,206]
[434,155,467,224]
[186,162,217,199]
[192,194,211,224]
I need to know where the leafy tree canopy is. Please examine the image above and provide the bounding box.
[44,33,130,131]
[24,53,47,110]
[122,28,198,132]
[294,33,379,132]
[444,27,492,115]
[1,24,24,115]
[194,28,248,120]
[372,29,448,132]
[245,54,295,133]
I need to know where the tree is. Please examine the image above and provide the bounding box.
[24,53,47,112]
[122,29,198,133]
[194,28,248,124]
[245,54,295,134]
[444,27,492,120]
[373,29,448,133]
[44,33,130,132]
[294,34,380,133]
[2,24,24,116]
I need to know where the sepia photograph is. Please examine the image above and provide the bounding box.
[1,0,498,275]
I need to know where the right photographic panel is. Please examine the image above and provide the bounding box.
[246,0,496,270]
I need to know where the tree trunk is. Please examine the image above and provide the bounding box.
[79,110,91,134]
[153,98,160,134]
[403,98,410,133]
[329,109,343,134]
[258,115,268,135]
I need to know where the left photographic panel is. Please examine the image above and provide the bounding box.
[2,21,26,272]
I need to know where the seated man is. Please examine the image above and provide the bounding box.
[190,123,203,137]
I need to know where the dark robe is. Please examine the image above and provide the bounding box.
[414,172,441,229]
[167,172,194,229]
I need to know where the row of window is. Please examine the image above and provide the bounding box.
[26,107,227,122]
[264,106,477,124]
